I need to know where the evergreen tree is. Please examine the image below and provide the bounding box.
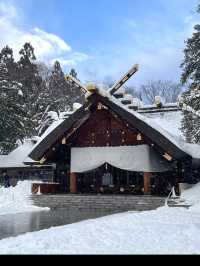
[67,68,85,107]
[17,43,49,137]
[0,42,85,146]
[48,61,71,113]
[70,68,78,79]
[0,46,18,81]
[48,63,84,113]
[181,4,200,143]
[0,61,25,154]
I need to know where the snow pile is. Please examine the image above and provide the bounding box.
[1,183,200,254]
[0,207,200,254]
[1,184,200,254]
[0,181,49,216]
[73,102,82,111]
[181,183,200,211]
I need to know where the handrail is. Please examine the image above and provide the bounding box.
[165,186,175,207]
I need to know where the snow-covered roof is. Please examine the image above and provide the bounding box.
[0,118,68,169]
[28,88,200,162]
[110,93,200,159]
[142,111,183,138]
[0,140,35,169]
[108,92,200,160]
[30,119,65,160]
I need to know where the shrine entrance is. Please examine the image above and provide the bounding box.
[75,164,174,196]
[69,145,173,196]
[77,164,144,194]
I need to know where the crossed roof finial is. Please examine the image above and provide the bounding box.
[65,64,139,96]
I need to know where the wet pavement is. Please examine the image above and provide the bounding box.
[0,208,120,240]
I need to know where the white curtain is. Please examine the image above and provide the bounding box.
[71,145,172,173]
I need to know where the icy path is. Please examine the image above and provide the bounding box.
[0,181,49,216]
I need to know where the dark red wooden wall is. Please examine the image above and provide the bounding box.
[71,105,149,147]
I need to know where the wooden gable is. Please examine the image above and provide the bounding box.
[70,102,149,147]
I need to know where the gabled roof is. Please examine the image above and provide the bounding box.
[29,90,192,162]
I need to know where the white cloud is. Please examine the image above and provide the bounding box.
[0,1,89,67]
[79,6,199,86]
[0,1,18,19]
[51,52,92,68]
[124,19,137,29]
[0,1,198,85]
[33,28,71,52]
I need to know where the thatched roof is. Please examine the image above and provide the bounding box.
[29,90,191,162]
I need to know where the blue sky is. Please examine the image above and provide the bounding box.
[0,0,199,86]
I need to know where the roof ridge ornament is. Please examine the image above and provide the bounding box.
[65,64,139,99]
[86,83,98,93]
[109,64,139,95]
[65,74,88,94]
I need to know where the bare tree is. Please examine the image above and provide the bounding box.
[124,85,142,100]
[140,80,183,104]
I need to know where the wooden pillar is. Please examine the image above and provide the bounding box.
[143,172,152,195]
[176,161,183,196]
[70,172,77,193]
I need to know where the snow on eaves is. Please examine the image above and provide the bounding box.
[38,119,65,144]
[0,140,35,168]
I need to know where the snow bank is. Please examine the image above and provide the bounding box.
[1,182,200,254]
[0,207,200,254]
[0,181,49,216]
[181,183,200,211]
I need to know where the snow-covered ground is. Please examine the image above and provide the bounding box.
[181,183,200,212]
[0,183,200,254]
[0,181,49,216]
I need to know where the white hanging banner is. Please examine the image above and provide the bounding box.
[71,145,172,173]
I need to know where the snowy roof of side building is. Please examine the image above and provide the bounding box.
[0,140,35,169]
[0,118,68,169]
